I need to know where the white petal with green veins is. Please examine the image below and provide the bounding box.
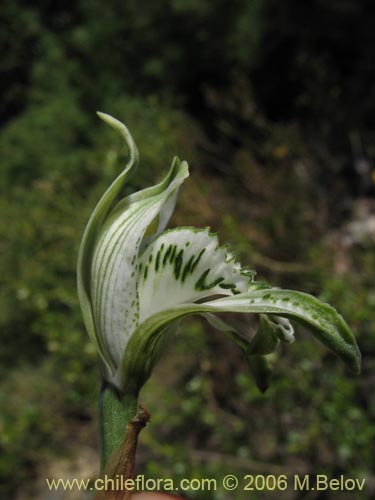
[137,227,253,323]
[204,289,360,372]
[90,160,189,373]
[77,113,140,379]
[119,287,360,392]
[78,113,360,395]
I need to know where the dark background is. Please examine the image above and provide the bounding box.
[0,1,374,498]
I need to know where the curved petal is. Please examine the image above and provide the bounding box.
[77,113,139,378]
[77,113,189,377]
[91,158,189,373]
[117,288,360,392]
[204,290,359,372]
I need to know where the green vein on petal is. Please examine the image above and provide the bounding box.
[77,113,139,378]
[90,159,189,373]
[118,288,360,392]
[77,112,189,378]
[204,290,360,373]
[137,227,255,324]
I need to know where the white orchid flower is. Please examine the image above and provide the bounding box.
[77,113,360,395]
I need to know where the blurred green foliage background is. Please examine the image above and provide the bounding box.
[0,1,374,498]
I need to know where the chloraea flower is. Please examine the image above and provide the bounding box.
[77,113,360,394]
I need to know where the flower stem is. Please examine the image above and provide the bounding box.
[99,381,139,470]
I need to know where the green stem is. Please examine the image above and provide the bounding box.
[99,380,139,470]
